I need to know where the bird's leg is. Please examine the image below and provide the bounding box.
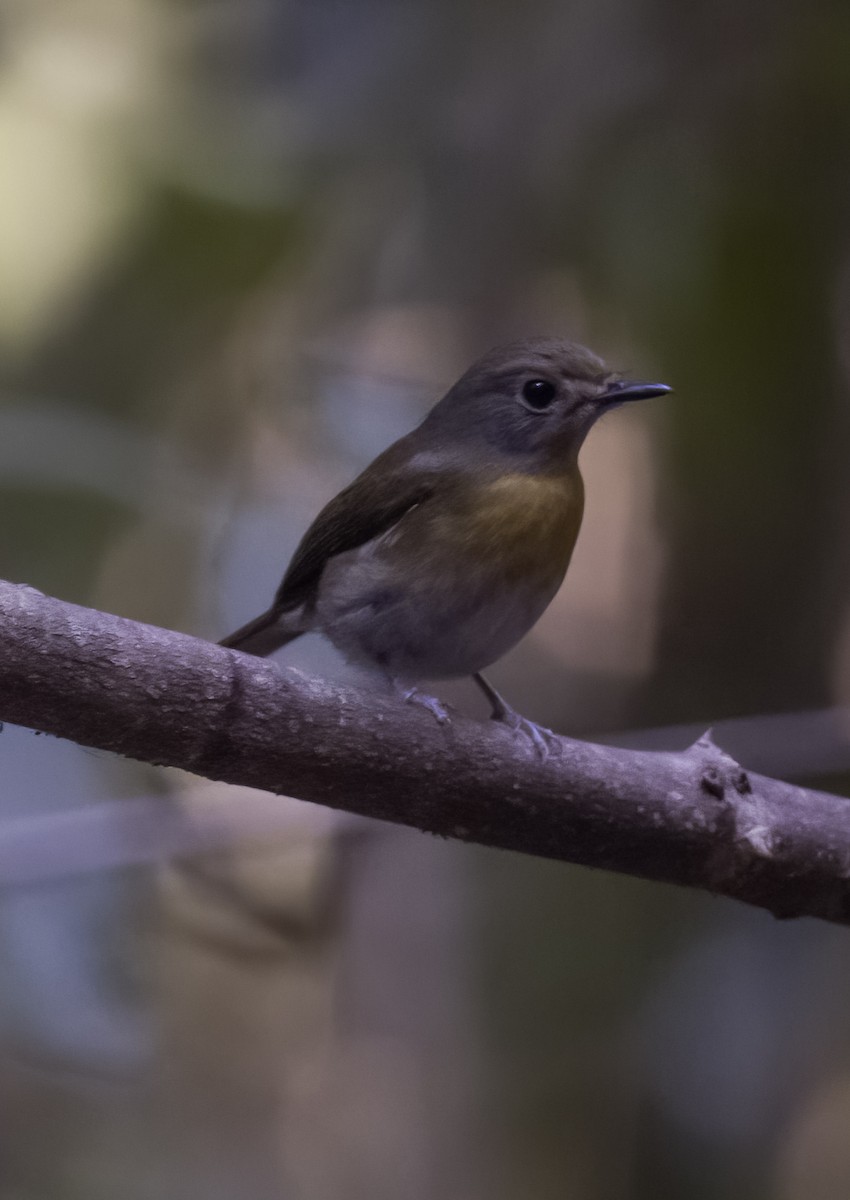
[391,678,451,725]
[472,672,558,758]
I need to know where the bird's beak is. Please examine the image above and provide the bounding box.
[603,380,672,404]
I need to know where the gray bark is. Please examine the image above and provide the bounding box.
[1,578,849,925]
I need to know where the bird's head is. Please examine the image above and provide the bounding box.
[422,338,671,469]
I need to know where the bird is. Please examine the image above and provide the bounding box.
[220,338,671,753]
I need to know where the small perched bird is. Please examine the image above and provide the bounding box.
[221,339,671,752]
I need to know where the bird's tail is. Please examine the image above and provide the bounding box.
[219,606,304,658]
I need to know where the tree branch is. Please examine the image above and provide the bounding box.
[1,578,849,925]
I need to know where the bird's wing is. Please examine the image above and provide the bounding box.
[273,444,439,613]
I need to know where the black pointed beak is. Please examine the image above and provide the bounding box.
[603,380,672,404]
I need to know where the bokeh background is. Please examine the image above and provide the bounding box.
[3,1,850,1197]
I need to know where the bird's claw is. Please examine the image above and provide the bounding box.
[401,686,451,725]
[491,706,559,759]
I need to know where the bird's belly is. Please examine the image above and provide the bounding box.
[314,471,581,680]
[321,570,561,680]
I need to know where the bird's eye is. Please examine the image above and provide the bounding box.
[521,378,557,411]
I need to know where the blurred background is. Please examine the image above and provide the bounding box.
[2,0,850,1196]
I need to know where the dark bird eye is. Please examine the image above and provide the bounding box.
[521,378,557,410]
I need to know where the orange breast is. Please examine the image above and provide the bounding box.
[451,467,585,592]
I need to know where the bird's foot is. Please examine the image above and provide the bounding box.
[471,672,558,759]
[492,705,558,759]
[399,685,451,726]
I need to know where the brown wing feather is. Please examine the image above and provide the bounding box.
[273,438,438,613]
